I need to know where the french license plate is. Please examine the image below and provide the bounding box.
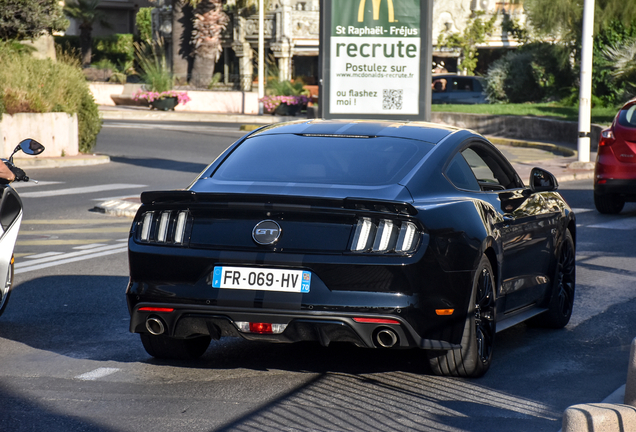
[211,266,311,293]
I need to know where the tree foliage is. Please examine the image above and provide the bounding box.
[438,12,497,75]
[63,0,110,65]
[0,0,68,41]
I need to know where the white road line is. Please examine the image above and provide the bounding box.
[24,251,64,259]
[15,246,127,274]
[75,367,120,381]
[73,243,107,250]
[11,181,64,189]
[19,184,147,198]
[16,243,126,269]
[589,218,636,230]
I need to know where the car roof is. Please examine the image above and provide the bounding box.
[248,119,459,145]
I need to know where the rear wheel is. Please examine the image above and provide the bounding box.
[140,333,211,360]
[594,192,624,214]
[427,255,496,378]
[0,258,14,317]
[529,230,575,329]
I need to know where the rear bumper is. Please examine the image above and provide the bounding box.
[594,179,636,198]
[128,302,460,350]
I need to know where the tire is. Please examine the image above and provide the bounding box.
[140,333,211,360]
[529,230,575,329]
[0,258,14,317]
[427,255,497,378]
[594,192,624,214]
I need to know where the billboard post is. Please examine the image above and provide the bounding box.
[319,0,432,121]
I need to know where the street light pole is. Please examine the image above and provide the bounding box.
[258,0,264,115]
[577,0,595,163]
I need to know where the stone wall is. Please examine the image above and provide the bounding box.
[431,111,603,151]
[0,113,79,158]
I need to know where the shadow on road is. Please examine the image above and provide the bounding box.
[109,156,208,174]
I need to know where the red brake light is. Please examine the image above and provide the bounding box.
[353,317,400,324]
[138,307,174,312]
[599,129,615,146]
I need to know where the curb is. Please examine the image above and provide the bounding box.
[99,108,296,124]
[14,155,111,169]
[487,136,576,157]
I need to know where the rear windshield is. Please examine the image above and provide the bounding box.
[212,134,432,186]
[618,105,636,128]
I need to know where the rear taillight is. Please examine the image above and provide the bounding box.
[137,210,190,245]
[351,218,419,254]
[599,129,615,147]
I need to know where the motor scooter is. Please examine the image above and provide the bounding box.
[0,139,45,316]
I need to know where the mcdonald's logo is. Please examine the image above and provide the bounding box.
[358,0,396,23]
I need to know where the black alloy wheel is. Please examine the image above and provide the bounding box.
[594,192,625,214]
[140,333,212,360]
[530,230,576,329]
[428,255,496,378]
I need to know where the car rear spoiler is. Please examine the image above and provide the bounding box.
[140,190,418,216]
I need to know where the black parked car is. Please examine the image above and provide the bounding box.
[432,74,488,104]
[126,120,576,377]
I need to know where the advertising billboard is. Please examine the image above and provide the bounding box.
[320,0,432,121]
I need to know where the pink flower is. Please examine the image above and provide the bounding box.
[133,90,191,105]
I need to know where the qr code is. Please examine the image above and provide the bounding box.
[383,89,403,110]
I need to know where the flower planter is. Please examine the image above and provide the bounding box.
[274,103,301,116]
[151,97,179,111]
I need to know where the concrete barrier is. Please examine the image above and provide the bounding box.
[562,403,636,432]
[89,83,259,115]
[0,112,79,158]
[431,111,604,151]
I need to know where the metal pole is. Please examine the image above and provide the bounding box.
[258,0,265,115]
[577,0,595,163]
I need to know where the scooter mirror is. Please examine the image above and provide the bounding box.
[18,139,45,156]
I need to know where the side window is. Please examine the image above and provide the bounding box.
[461,145,521,191]
[453,78,474,92]
[446,153,480,191]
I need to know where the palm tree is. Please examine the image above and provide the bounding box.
[190,0,229,88]
[63,0,110,66]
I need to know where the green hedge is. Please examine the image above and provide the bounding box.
[55,33,134,66]
[0,43,102,153]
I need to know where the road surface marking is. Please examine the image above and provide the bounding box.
[11,181,64,189]
[75,367,120,381]
[25,251,64,259]
[15,243,127,274]
[19,184,146,198]
[22,219,132,225]
[73,243,108,250]
[18,227,130,235]
[589,218,636,230]
[16,239,113,246]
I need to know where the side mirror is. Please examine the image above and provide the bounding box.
[530,167,558,192]
[18,139,45,156]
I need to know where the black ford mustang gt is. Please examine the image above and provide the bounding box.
[126,119,576,377]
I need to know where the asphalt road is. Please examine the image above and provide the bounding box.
[0,121,635,432]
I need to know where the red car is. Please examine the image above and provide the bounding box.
[594,99,636,214]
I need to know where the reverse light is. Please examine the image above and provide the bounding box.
[235,321,287,334]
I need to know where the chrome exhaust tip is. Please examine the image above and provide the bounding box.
[146,317,165,336]
[375,328,398,348]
